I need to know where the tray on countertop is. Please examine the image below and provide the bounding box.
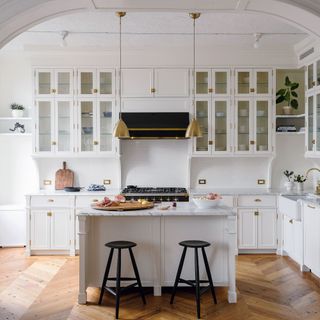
[91,201,154,211]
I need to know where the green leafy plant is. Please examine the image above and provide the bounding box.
[10,103,24,110]
[283,170,294,182]
[294,174,307,183]
[276,76,299,110]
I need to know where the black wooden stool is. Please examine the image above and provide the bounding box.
[98,241,146,319]
[170,240,217,319]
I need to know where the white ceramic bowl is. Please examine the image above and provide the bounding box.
[193,198,221,209]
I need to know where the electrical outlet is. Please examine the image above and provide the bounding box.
[43,180,52,186]
[257,179,266,185]
[198,179,206,185]
[103,179,111,185]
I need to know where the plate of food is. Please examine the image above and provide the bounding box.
[193,193,222,209]
[92,195,154,211]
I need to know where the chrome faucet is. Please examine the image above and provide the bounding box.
[305,168,320,194]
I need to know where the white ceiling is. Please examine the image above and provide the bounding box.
[3,11,307,51]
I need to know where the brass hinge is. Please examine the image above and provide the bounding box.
[29,240,31,245]
[276,239,278,245]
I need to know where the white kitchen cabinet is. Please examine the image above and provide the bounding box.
[306,59,320,93]
[77,69,115,97]
[303,203,320,277]
[30,209,70,252]
[121,68,189,98]
[235,69,272,97]
[195,69,230,97]
[35,68,74,98]
[238,208,277,250]
[235,98,273,154]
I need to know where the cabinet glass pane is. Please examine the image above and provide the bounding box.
[308,95,314,151]
[57,101,71,152]
[317,61,320,86]
[256,101,269,152]
[237,72,250,94]
[57,72,71,95]
[99,101,112,152]
[215,101,227,151]
[80,72,93,95]
[237,101,250,151]
[317,94,320,151]
[196,72,209,94]
[256,72,269,94]
[308,64,314,90]
[99,72,112,95]
[215,72,227,94]
[38,72,51,95]
[38,101,51,152]
[195,101,209,152]
[80,101,94,151]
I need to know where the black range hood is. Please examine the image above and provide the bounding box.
[120,112,190,139]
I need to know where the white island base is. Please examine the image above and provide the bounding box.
[78,203,237,304]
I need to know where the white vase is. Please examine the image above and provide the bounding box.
[284,181,294,191]
[297,183,304,192]
[282,106,293,115]
[11,109,24,118]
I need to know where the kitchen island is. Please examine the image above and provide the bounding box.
[77,203,237,304]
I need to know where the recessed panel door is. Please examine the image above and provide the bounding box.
[213,99,230,153]
[238,209,257,249]
[56,100,73,153]
[194,100,211,154]
[37,100,54,153]
[254,99,271,153]
[98,100,113,152]
[79,100,95,152]
[236,99,251,153]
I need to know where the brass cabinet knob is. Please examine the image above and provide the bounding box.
[312,139,316,144]
[250,88,255,93]
[289,219,293,224]
[254,211,259,216]
[151,88,156,93]
[312,81,316,86]
[52,141,56,145]
[208,88,213,93]
[93,141,99,145]
[51,89,56,93]
[93,88,98,93]
[208,140,213,145]
[47,212,52,217]
[250,140,255,145]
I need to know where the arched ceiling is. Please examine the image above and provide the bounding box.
[0,0,319,49]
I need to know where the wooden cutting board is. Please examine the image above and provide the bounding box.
[92,201,154,211]
[55,161,74,190]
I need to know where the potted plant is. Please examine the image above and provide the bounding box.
[283,170,294,191]
[10,103,25,118]
[276,76,299,115]
[294,174,307,192]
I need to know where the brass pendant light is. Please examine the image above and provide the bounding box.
[185,12,202,138]
[113,11,130,138]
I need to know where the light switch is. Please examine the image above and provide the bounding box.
[43,180,52,186]
[198,179,206,185]
[103,179,111,185]
[257,179,266,185]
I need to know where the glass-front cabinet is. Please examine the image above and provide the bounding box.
[306,60,320,93]
[195,69,230,97]
[35,69,73,97]
[235,98,272,154]
[35,99,74,154]
[235,69,272,96]
[193,99,232,155]
[78,99,114,154]
[77,69,115,97]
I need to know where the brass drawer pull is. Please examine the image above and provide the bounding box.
[52,141,57,145]
[93,141,99,145]
[47,212,52,217]
[307,204,316,209]
[92,199,99,202]
[254,199,262,202]
[48,199,54,202]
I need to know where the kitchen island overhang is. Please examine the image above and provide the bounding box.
[77,203,237,305]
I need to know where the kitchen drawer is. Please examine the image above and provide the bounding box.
[237,195,276,208]
[31,196,74,208]
[221,195,234,207]
[76,195,106,208]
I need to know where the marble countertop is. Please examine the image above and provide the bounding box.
[78,202,235,217]
[25,189,121,196]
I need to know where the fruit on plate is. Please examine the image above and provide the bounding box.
[206,193,222,200]
[95,197,120,208]
[114,194,126,202]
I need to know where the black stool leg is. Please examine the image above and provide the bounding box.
[99,248,114,305]
[115,248,121,320]
[170,246,187,304]
[194,248,201,319]
[129,247,146,304]
[201,247,217,304]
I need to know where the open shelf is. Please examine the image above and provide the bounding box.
[275,114,305,118]
[276,131,305,135]
[0,117,32,120]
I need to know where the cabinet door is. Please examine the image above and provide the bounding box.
[55,99,74,153]
[78,69,96,96]
[154,69,189,97]
[254,99,272,154]
[35,69,53,97]
[78,100,96,153]
[212,99,231,153]
[257,209,277,249]
[316,93,320,152]
[235,69,252,96]
[35,100,55,153]
[98,69,115,97]
[254,70,272,96]
[97,100,114,153]
[121,69,153,98]
[235,99,252,153]
[51,210,70,250]
[194,100,211,154]
[307,63,315,91]
[195,69,211,96]
[30,210,50,250]
[307,95,315,152]
[212,69,229,96]
[54,69,73,97]
[238,209,257,249]
[283,215,293,256]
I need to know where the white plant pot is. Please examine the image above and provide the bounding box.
[11,109,24,118]
[282,106,293,115]
[284,181,294,191]
[296,183,304,192]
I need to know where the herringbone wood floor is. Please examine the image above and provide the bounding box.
[1,249,320,320]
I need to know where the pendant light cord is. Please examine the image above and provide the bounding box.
[193,16,195,108]
[119,14,122,117]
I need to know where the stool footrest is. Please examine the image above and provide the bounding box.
[104,282,139,296]
[107,277,137,281]
[179,278,210,287]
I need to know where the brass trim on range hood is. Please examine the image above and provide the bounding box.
[128,127,186,131]
[120,136,189,140]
